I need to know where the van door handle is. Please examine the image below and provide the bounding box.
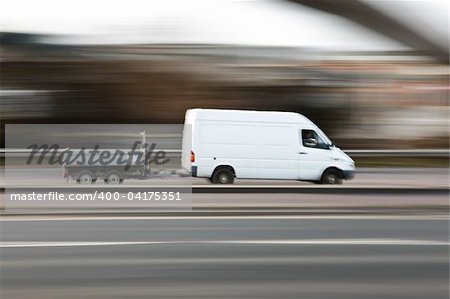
[299,152,308,155]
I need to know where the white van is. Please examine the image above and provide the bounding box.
[182,109,355,184]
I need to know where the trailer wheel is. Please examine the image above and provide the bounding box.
[78,171,95,185]
[211,168,234,184]
[105,172,122,185]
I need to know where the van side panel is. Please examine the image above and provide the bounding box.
[254,125,299,179]
[195,120,299,180]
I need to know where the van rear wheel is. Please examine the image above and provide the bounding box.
[211,168,234,184]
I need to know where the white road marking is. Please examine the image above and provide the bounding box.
[1,239,448,248]
[4,185,448,189]
[0,215,447,221]
[0,241,166,248]
[215,239,450,246]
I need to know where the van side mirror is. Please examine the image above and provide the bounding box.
[304,138,317,147]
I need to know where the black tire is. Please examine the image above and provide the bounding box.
[321,169,343,185]
[211,168,234,184]
[78,171,95,185]
[105,172,122,185]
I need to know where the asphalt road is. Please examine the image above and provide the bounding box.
[1,167,448,212]
[3,167,449,188]
[1,167,448,298]
[1,192,448,216]
[1,215,448,299]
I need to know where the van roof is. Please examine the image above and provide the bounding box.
[186,108,314,125]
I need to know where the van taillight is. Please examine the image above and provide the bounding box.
[190,151,195,163]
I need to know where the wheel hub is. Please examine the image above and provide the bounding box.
[80,174,92,184]
[108,175,120,184]
[219,174,228,183]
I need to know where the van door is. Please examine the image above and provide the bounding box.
[298,128,332,181]
[255,125,300,180]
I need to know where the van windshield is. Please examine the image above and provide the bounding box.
[316,128,333,146]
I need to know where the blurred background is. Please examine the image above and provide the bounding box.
[1,2,449,299]
[0,0,448,159]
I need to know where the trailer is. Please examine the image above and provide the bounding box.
[63,131,188,185]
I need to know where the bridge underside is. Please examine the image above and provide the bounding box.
[288,0,449,64]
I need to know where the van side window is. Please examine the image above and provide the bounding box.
[301,129,329,149]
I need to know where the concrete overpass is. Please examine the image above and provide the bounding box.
[288,0,449,64]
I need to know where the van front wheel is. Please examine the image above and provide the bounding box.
[211,168,234,184]
[321,169,343,185]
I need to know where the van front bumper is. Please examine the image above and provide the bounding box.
[343,170,355,180]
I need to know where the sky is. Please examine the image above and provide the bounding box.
[0,0,448,51]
